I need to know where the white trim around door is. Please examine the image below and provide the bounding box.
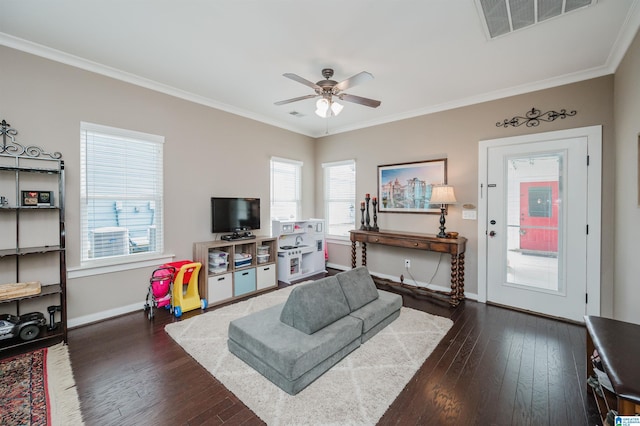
[477,125,602,320]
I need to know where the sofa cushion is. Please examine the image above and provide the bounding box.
[336,267,379,312]
[280,276,351,335]
[349,289,402,339]
[229,303,362,383]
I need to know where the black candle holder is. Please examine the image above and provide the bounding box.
[365,195,371,230]
[360,203,366,230]
[371,198,379,231]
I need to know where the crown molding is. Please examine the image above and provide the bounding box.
[0,33,316,138]
[3,7,638,141]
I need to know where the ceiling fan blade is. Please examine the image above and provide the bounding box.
[339,93,381,108]
[334,71,374,91]
[283,73,321,90]
[274,94,318,106]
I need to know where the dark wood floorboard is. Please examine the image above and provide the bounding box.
[58,271,601,426]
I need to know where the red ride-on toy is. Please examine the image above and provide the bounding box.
[144,265,175,320]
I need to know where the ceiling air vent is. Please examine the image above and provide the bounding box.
[289,111,305,117]
[476,0,597,39]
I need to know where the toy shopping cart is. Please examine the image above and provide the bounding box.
[144,260,207,320]
[167,260,207,318]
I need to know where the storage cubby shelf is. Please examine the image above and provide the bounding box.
[194,237,278,308]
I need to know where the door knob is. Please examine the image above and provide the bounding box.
[489,230,497,237]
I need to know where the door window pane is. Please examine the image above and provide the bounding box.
[506,153,562,292]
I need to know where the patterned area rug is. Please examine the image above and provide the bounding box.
[0,343,84,425]
[166,286,453,425]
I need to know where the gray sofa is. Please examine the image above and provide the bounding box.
[227,266,402,395]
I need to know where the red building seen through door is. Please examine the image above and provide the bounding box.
[519,181,559,253]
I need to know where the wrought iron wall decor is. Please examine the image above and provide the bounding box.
[1,119,63,159]
[496,107,577,128]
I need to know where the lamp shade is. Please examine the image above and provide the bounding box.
[331,101,343,116]
[430,185,457,204]
[315,98,330,117]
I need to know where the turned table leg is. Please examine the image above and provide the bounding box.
[450,254,459,306]
[361,242,367,266]
[457,253,465,301]
[351,241,357,268]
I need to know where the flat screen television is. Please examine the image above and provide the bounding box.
[211,197,260,233]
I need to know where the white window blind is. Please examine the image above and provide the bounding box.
[270,157,302,221]
[80,122,164,263]
[323,160,356,237]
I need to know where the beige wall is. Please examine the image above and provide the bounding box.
[1,46,315,321]
[316,76,616,317]
[614,29,640,324]
[2,38,633,323]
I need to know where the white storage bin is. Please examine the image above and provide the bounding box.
[209,264,228,273]
[234,253,252,267]
[209,250,229,261]
[209,250,229,273]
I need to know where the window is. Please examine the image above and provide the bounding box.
[323,160,356,237]
[270,157,302,221]
[80,122,164,263]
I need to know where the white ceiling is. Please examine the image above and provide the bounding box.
[1,1,639,138]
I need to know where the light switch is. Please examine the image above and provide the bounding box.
[462,210,477,220]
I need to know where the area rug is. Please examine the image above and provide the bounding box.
[0,343,84,425]
[165,286,453,425]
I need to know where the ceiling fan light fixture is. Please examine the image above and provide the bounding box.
[277,68,380,118]
[315,98,330,117]
[331,101,343,116]
[315,98,343,118]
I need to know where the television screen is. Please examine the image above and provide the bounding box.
[211,197,260,233]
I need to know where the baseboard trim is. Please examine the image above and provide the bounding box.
[69,263,478,329]
[68,302,142,329]
[326,262,478,301]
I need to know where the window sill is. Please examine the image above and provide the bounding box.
[68,253,175,279]
[326,235,352,245]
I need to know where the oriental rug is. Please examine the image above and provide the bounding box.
[0,343,84,425]
[165,286,453,425]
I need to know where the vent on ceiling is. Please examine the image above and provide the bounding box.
[289,111,305,117]
[476,0,597,39]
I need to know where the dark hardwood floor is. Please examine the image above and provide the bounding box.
[65,274,602,426]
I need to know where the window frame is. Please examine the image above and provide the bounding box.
[323,159,357,239]
[79,122,165,267]
[270,156,302,222]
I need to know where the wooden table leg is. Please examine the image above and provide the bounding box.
[361,242,367,267]
[351,241,357,268]
[457,253,465,301]
[449,254,459,306]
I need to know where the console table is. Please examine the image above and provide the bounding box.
[349,230,466,306]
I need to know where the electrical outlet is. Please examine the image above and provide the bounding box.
[404,259,411,269]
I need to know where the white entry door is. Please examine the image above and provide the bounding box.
[478,126,602,322]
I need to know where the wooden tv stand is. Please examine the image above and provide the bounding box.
[349,230,466,306]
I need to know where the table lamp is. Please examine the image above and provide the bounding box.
[430,185,456,238]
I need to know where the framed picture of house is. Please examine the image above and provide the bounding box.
[377,159,447,213]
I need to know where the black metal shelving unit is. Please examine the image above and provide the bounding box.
[0,119,67,353]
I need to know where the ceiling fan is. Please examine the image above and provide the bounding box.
[275,68,381,117]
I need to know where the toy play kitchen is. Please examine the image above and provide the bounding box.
[272,219,326,284]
